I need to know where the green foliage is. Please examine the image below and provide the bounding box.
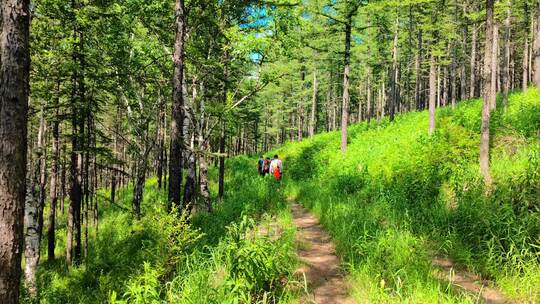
[274,89,540,302]
[34,160,297,303]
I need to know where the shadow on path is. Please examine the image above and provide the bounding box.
[291,203,355,304]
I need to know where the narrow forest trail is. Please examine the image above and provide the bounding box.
[291,203,355,304]
[432,257,513,304]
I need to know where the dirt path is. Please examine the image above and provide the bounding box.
[291,203,355,304]
[432,257,512,304]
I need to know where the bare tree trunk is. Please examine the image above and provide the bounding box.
[367,71,372,124]
[37,121,47,245]
[132,156,147,219]
[390,16,399,121]
[534,2,540,87]
[502,1,512,109]
[490,22,499,111]
[24,164,39,298]
[48,81,61,261]
[523,4,530,92]
[357,82,363,123]
[429,53,436,136]
[0,1,30,301]
[470,24,478,98]
[480,0,495,187]
[309,69,317,137]
[25,107,46,297]
[340,20,352,153]
[415,29,423,109]
[437,64,441,108]
[168,0,186,212]
[218,119,226,199]
[530,16,534,83]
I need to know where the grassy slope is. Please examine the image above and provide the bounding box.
[273,88,540,303]
[29,89,539,303]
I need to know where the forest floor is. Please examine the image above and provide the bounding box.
[291,202,355,304]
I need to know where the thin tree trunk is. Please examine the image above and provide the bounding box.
[24,163,39,298]
[168,0,186,212]
[523,4,530,92]
[490,22,499,111]
[340,19,352,153]
[534,2,540,87]
[429,53,436,135]
[48,81,61,261]
[470,24,478,98]
[415,29,423,109]
[502,1,511,109]
[218,119,226,199]
[480,0,495,187]
[390,16,399,121]
[367,71,372,124]
[357,82,363,123]
[24,107,46,297]
[309,69,318,137]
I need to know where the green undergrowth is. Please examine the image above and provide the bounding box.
[275,88,540,303]
[27,158,298,303]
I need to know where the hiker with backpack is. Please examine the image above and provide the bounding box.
[257,156,265,176]
[264,157,271,176]
[269,154,283,181]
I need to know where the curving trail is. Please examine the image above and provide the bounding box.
[291,203,355,304]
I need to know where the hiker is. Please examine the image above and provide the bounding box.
[269,154,283,181]
[257,155,265,176]
[264,157,271,176]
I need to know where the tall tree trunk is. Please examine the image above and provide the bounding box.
[437,64,441,107]
[340,19,352,153]
[309,69,318,137]
[298,70,305,141]
[415,29,423,109]
[533,2,540,87]
[367,71,372,124]
[24,107,46,297]
[490,22,499,111]
[132,155,147,219]
[502,1,511,109]
[390,16,399,121]
[480,0,495,187]
[168,0,186,212]
[523,4,530,92]
[24,162,39,298]
[48,81,61,261]
[0,1,30,301]
[357,82,363,123]
[429,53,436,136]
[218,119,226,199]
[470,24,478,98]
[37,115,47,243]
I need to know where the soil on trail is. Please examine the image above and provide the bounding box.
[291,203,355,304]
[432,257,512,304]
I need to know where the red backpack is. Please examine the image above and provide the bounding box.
[272,162,281,180]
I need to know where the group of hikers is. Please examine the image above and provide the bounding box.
[257,155,283,181]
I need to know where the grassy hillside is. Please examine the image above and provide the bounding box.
[273,88,540,302]
[30,89,539,303]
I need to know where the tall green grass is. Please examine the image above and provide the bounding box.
[276,88,540,302]
[29,158,298,303]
